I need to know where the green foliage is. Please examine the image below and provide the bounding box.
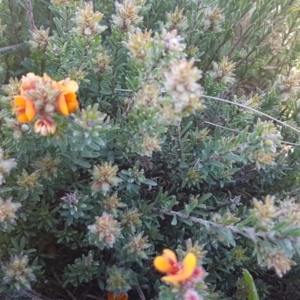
[1,0,300,299]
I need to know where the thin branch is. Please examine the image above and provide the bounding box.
[205,121,300,146]
[136,283,146,300]
[87,294,106,300]
[284,186,300,197]
[52,271,77,300]
[204,121,241,133]
[202,94,300,135]
[176,121,183,160]
[114,88,300,140]
[26,0,36,31]
[154,208,300,244]
[18,290,54,300]
[115,88,300,134]
[7,0,24,59]
[0,43,27,53]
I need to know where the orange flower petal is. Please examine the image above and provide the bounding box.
[25,98,36,122]
[107,291,128,300]
[17,113,30,123]
[161,253,197,284]
[161,273,185,283]
[14,95,26,107]
[107,291,114,300]
[57,94,69,116]
[14,96,36,123]
[65,92,78,112]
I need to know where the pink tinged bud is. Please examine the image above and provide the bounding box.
[183,289,202,300]
[191,267,205,282]
[105,233,116,246]
[34,118,56,136]
[166,38,180,51]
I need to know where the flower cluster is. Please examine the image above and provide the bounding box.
[154,249,206,299]
[91,162,122,194]
[124,232,151,259]
[112,0,143,32]
[2,254,36,290]
[73,2,106,37]
[34,152,60,179]
[245,119,282,170]
[265,21,296,55]
[2,118,30,139]
[140,134,162,157]
[29,27,51,52]
[260,249,296,278]
[202,6,224,32]
[165,7,187,32]
[123,28,152,60]
[17,170,42,192]
[250,195,300,276]
[133,83,160,108]
[88,213,122,248]
[273,68,300,103]
[0,197,21,229]
[162,29,186,53]
[106,266,132,296]
[103,193,127,216]
[0,148,17,185]
[12,73,79,136]
[207,56,236,86]
[252,195,280,228]
[162,59,203,122]
[72,103,110,148]
[92,52,112,74]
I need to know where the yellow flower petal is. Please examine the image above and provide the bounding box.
[64,80,79,93]
[162,249,177,264]
[181,252,197,278]
[58,78,79,93]
[154,256,173,273]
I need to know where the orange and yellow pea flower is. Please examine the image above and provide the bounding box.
[107,291,128,300]
[13,95,36,123]
[154,249,197,284]
[13,73,79,128]
[56,78,79,116]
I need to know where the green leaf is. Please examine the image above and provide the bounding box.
[243,269,260,300]
[171,216,177,225]
[198,193,212,203]
[142,179,157,186]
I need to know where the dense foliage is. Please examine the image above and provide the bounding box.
[1,0,300,299]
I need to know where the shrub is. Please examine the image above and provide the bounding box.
[1,0,300,299]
